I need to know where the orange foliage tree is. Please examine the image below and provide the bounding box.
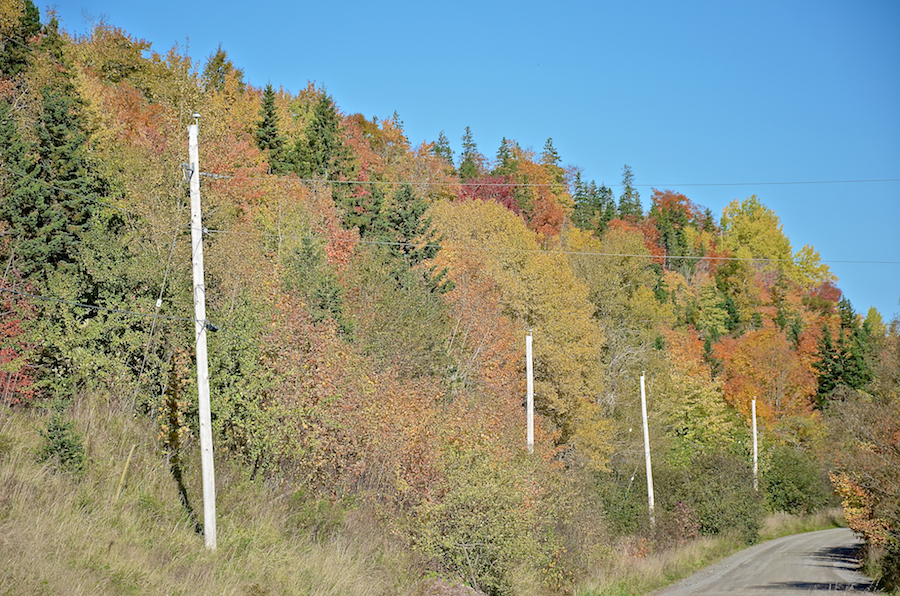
[713,326,817,423]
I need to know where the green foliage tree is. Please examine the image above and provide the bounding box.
[649,190,693,273]
[0,19,108,285]
[0,0,40,78]
[294,91,356,181]
[492,137,516,177]
[432,130,454,167]
[540,137,564,186]
[457,126,481,181]
[656,452,764,544]
[815,298,873,406]
[617,164,642,220]
[38,398,86,474]
[571,173,616,234]
[763,445,832,514]
[384,184,453,293]
[255,83,289,174]
[201,44,245,93]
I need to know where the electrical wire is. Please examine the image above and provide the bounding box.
[191,170,900,189]
[0,286,196,324]
[0,163,137,217]
[129,223,182,409]
[203,228,900,266]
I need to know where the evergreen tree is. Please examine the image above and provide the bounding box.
[492,137,517,177]
[384,184,453,293]
[342,185,387,239]
[649,193,691,272]
[458,126,480,182]
[0,20,106,285]
[255,83,289,174]
[838,298,873,389]
[814,323,840,405]
[618,164,642,220]
[432,130,454,167]
[540,138,560,167]
[0,0,40,78]
[540,137,565,186]
[294,91,355,182]
[815,298,873,407]
[571,174,615,234]
[202,44,245,93]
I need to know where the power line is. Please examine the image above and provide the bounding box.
[197,171,900,189]
[130,225,182,409]
[0,286,196,324]
[203,228,900,266]
[0,163,137,217]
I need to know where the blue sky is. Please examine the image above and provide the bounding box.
[51,0,900,320]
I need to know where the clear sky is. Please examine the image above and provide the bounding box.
[50,0,900,321]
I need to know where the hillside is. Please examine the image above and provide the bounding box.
[1,5,898,595]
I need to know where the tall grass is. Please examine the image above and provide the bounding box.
[0,391,852,596]
[575,510,847,596]
[0,392,423,596]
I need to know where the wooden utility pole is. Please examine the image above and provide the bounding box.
[526,330,534,453]
[640,372,655,526]
[752,397,758,492]
[189,116,216,550]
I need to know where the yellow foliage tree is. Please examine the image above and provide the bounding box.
[432,199,612,468]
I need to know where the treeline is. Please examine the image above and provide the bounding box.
[1,5,898,594]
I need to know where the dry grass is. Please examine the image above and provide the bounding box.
[575,535,744,596]
[575,510,847,596]
[0,392,852,596]
[758,508,846,541]
[0,393,424,596]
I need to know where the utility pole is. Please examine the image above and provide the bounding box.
[526,330,534,453]
[752,397,758,492]
[640,372,655,526]
[189,116,216,550]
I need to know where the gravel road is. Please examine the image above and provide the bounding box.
[652,527,876,595]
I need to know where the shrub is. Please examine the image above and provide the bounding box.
[763,445,832,514]
[656,452,764,544]
[414,449,548,596]
[38,399,85,475]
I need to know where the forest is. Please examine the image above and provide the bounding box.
[1,4,898,595]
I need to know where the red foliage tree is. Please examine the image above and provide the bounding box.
[0,287,36,405]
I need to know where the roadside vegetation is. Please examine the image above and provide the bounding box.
[1,4,898,595]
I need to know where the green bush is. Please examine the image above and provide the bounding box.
[415,449,548,596]
[656,452,764,544]
[597,467,652,538]
[38,399,85,475]
[762,445,832,514]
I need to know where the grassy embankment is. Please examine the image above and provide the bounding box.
[577,509,847,596]
[0,389,848,596]
[0,393,424,596]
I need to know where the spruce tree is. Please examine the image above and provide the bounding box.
[0,0,40,78]
[255,83,289,174]
[541,138,565,186]
[618,164,643,220]
[0,19,107,285]
[814,323,839,405]
[491,137,519,177]
[385,184,453,293]
[571,174,615,234]
[457,126,480,182]
[432,131,454,167]
[295,92,355,181]
[342,185,387,239]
